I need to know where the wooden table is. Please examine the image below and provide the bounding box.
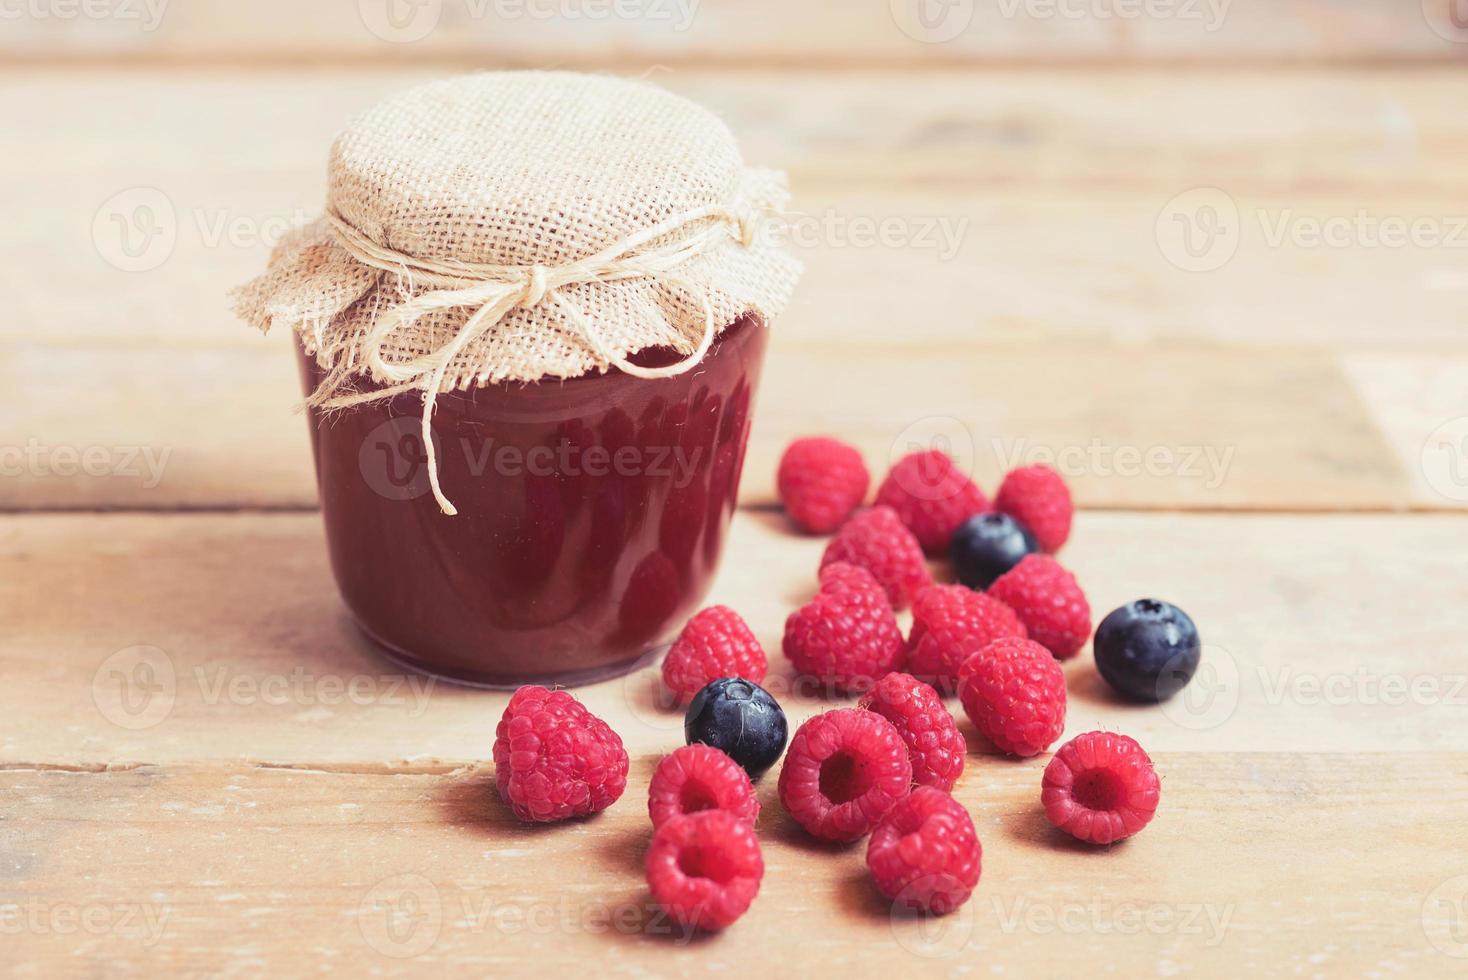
[5,3,1468,976]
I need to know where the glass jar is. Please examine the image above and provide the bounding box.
[297,313,767,687]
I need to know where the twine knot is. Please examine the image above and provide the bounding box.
[520,266,549,309]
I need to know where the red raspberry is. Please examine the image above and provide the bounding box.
[817,560,887,602]
[906,584,1028,694]
[661,605,768,701]
[820,506,933,611]
[995,464,1073,553]
[1042,731,1160,844]
[777,437,870,534]
[875,450,989,556]
[986,554,1092,660]
[646,810,763,931]
[493,686,629,822]
[857,672,965,792]
[648,744,760,829]
[866,787,981,915]
[957,637,1066,757]
[777,708,912,842]
[783,576,905,694]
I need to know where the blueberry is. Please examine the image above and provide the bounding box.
[684,677,788,779]
[1094,599,1201,702]
[949,512,1037,589]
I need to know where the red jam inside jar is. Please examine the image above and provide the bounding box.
[298,313,766,687]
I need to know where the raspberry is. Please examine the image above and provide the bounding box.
[821,506,933,611]
[987,554,1091,660]
[778,437,870,534]
[957,637,1066,758]
[783,575,905,694]
[1042,731,1160,844]
[648,744,760,829]
[866,787,981,915]
[777,707,912,842]
[661,605,768,701]
[857,672,965,792]
[493,686,629,822]
[646,810,764,931]
[995,464,1073,553]
[875,450,989,556]
[906,584,1028,695]
[817,560,887,601]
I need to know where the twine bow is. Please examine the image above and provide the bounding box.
[310,204,758,515]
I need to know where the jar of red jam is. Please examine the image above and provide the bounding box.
[234,72,800,686]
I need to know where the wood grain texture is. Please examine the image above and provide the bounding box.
[5,753,1465,977]
[3,0,1465,65]
[3,510,1466,769]
[6,69,1468,352]
[4,334,1462,511]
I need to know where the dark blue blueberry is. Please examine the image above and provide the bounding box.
[949,512,1037,589]
[1094,599,1201,702]
[684,677,788,779]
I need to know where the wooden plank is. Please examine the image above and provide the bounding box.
[5,68,1468,353]
[3,510,1467,768]
[2,0,1464,65]
[1,338,1446,511]
[3,753,1464,975]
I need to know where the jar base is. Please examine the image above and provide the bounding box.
[353,617,667,690]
